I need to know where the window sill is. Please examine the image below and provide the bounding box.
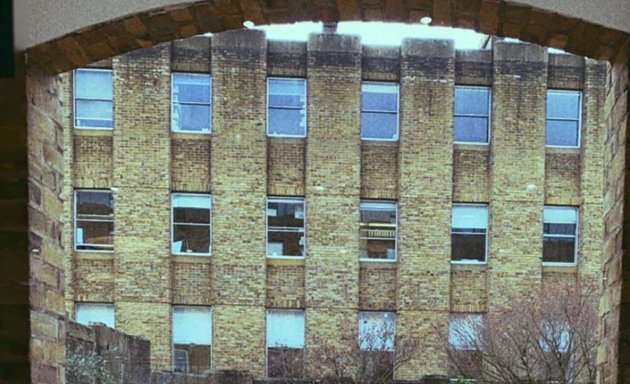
[173,254,212,264]
[451,260,487,266]
[171,131,212,140]
[73,128,113,137]
[359,258,396,264]
[360,137,399,142]
[542,263,577,273]
[266,257,305,267]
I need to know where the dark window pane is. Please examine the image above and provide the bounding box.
[361,209,396,224]
[173,225,210,254]
[267,202,304,228]
[174,207,210,224]
[362,91,397,111]
[547,92,580,119]
[174,344,211,375]
[267,231,304,257]
[267,347,304,378]
[361,112,398,139]
[360,351,394,383]
[543,223,576,236]
[454,116,489,143]
[359,238,395,259]
[543,237,576,263]
[454,88,489,115]
[176,104,211,131]
[77,191,113,216]
[546,120,579,146]
[268,108,305,136]
[451,234,486,262]
[76,221,114,249]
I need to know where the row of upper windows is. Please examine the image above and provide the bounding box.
[75,303,480,376]
[75,190,579,265]
[74,69,582,148]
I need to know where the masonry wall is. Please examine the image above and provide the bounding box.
[61,30,606,381]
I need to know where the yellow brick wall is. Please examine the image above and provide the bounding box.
[171,136,211,192]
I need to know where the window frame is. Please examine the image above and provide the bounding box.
[73,68,114,130]
[265,309,305,378]
[75,302,115,328]
[266,197,306,259]
[267,77,307,138]
[542,206,579,266]
[359,200,398,263]
[360,81,400,142]
[74,189,114,253]
[171,72,212,134]
[451,203,489,265]
[453,85,492,145]
[171,193,212,256]
[545,89,582,149]
[172,305,213,374]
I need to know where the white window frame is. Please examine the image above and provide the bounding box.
[453,85,491,145]
[74,189,114,253]
[171,193,212,256]
[360,82,400,141]
[266,197,305,259]
[449,313,483,351]
[358,311,396,352]
[75,302,115,328]
[267,77,307,138]
[542,206,578,266]
[172,306,212,374]
[545,89,582,149]
[171,72,212,134]
[359,201,398,263]
[73,68,114,130]
[451,204,488,265]
[265,309,305,378]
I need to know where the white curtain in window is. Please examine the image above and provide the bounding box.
[172,194,211,209]
[449,314,483,350]
[173,306,212,345]
[76,303,115,328]
[266,310,304,348]
[452,205,488,229]
[358,312,395,351]
[543,207,577,224]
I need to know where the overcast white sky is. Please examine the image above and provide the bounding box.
[252,21,488,49]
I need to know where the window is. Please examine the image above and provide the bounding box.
[449,314,483,351]
[358,312,395,351]
[74,190,114,251]
[267,198,305,258]
[266,309,305,378]
[171,194,212,255]
[451,204,488,263]
[454,86,491,144]
[359,201,397,261]
[172,306,212,375]
[546,90,581,147]
[543,206,578,264]
[448,314,483,379]
[75,303,115,328]
[361,82,399,140]
[171,73,212,133]
[267,78,306,137]
[73,68,113,129]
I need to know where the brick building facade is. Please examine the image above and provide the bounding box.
[60,29,606,380]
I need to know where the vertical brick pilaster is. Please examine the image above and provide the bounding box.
[304,33,362,362]
[112,43,172,369]
[396,39,454,379]
[488,42,547,309]
[210,29,267,375]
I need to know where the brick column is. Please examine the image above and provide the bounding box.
[488,42,547,309]
[210,30,267,375]
[304,33,362,367]
[396,39,454,379]
[579,59,607,283]
[112,44,172,369]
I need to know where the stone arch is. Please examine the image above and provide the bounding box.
[13,1,628,383]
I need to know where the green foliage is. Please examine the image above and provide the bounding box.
[66,350,115,384]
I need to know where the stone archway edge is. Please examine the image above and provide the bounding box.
[25,0,629,74]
